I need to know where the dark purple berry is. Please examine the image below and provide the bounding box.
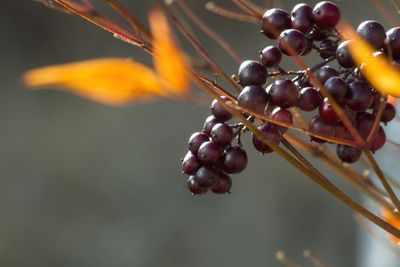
[336,40,355,68]
[315,65,339,85]
[369,126,386,152]
[335,123,352,141]
[271,107,293,133]
[313,1,341,28]
[211,173,232,194]
[188,132,209,154]
[252,123,281,153]
[385,27,400,60]
[357,20,386,49]
[310,27,333,41]
[355,112,375,139]
[324,76,348,101]
[336,145,362,163]
[268,79,299,108]
[277,29,308,56]
[381,103,396,123]
[197,141,221,165]
[237,85,269,114]
[182,152,201,175]
[210,97,232,121]
[260,46,282,67]
[319,39,338,59]
[203,116,221,136]
[222,146,248,174]
[291,3,314,34]
[309,115,335,143]
[261,8,291,39]
[297,87,321,111]
[194,167,219,188]
[319,98,340,124]
[346,81,373,111]
[211,123,234,146]
[238,60,267,86]
[187,176,208,195]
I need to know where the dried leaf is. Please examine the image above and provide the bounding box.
[22,58,163,106]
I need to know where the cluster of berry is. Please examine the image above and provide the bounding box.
[182,1,398,195]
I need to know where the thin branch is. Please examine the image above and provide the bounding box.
[205,2,259,23]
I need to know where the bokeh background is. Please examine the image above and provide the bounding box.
[0,1,396,266]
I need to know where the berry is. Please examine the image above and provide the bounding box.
[222,146,248,174]
[324,76,348,101]
[336,40,355,68]
[297,87,321,111]
[211,123,234,146]
[315,65,339,85]
[203,116,221,136]
[271,107,293,133]
[335,123,352,141]
[261,8,291,39]
[211,173,232,194]
[310,27,333,41]
[238,60,267,86]
[210,97,232,121]
[355,112,375,139]
[291,3,314,34]
[237,85,269,114]
[260,46,282,68]
[277,29,308,56]
[309,115,335,143]
[346,80,373,111]
[319,98,340,124]
[369,126,386,152]
[194,167,219,188]
[268,79,299,108]
[187,176,208,195]
[313,1,341,28]
[319,39,338,59]
[252,123,281,153]
[385,27,400,60]
[182,152,201,175]
[188,132,209,154]
[357,20,386,49]
[197,141,221,165]
[381,103,396,123]
[336,145,362,163]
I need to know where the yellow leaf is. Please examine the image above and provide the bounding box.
[22,58,163,106]
[382,208,400,244]
[149,8,190,96]
[342,25,400,97]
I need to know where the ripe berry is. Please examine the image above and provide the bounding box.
[312,1,341,28]
[194,167,219,188]
[319,39,338,59]
[187,176,208,195]
[277,29,308,56]
[309,115,335,143]
[210,97,232,121]
[381,103,396,123]
[268,79,299,108]
[385,27,400,60]
[211,123,234,146]
[336,145,362,163]
[211,172,232,194]
[260,46,282,67]
[319,98,340,124]
[324,76,348,101]
[346,81,373,111]
[252,123,281,153]
[355,112,375,139]
[197,141,221,165]
[261,8,291,39]
[291,3,314,34]
[182,152,201,175]
[271,107,293,133]
[335,123,352,141]
[297,87,321,111]
[203,116,221,136]
[310,27,332,41]
[222,146,248,174]
[315,65,339,85]
[369,126,386,152]
[357,20,386,49]
[237,60,267,86]
[336,40,355,68]
[237,85,269,114]
[188,132,209,154]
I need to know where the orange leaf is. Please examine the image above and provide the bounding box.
[382,208,400,244]
[22,58,163,106]
[149,8,190,96]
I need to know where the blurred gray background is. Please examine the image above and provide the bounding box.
[0,1,395,266]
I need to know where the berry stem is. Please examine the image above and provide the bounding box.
[366,96,386,144]
[232,0,263,19]
[205,2,259,24]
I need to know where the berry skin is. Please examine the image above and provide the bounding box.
[277,29,308,56]
[315,65,339,85]
[261,8,291,39]
[182,152,201,175]
[385,27,400,60]
[237,85,269,114]
[197,141,221,165]
[268,79,299,108]
[312,1,341,28]
[291,3,314,34]
[369,126,386,152]
[345,81,373,112]
[252,123,281,153]
[319,98,340,124]
[203,116,222,136]
[336,40,355,68]
[271,107,293,133]
[335,123,352,141]
[319,39,338,59]
[238,60,267,86]
[194,167,219,189]
[309,115,335,143]
[211,173,232,194]
[260,46,282,68]
[336,145,362,163]
[324,76,348,102]
[187,176,208,195]
[357,20,386,49]
[210,97,232,121]
[381,103,396,123]
[310,27,332,41]
[297,87,321,111]
[211,123,234,146]
[222,146,248,174]
[355,112,375,139]
[188,132,209,154]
